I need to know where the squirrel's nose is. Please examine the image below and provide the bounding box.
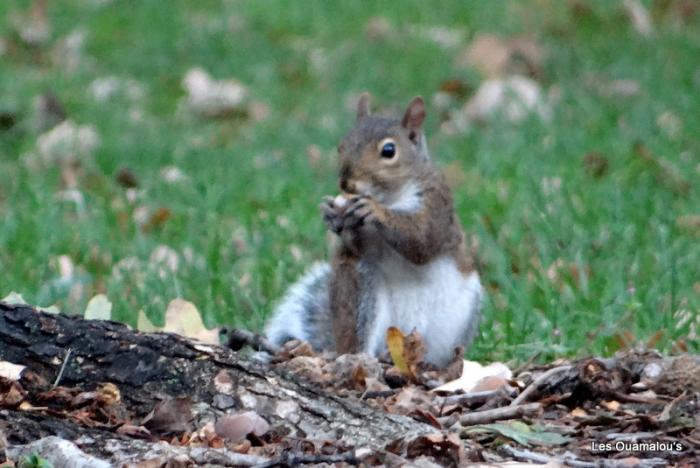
[339,165,354,193]
[340,178,354,193]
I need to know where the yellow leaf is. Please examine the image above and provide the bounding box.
[84,294,112,321]
[1,291,27,305]
[164,298,219,344]
[386,327,410,376]
[137,309,159,332]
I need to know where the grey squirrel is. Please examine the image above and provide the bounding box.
[264,94,483,366]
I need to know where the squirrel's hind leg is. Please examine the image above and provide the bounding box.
[264,262,333,350]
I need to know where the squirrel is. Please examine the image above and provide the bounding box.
[264,94,483,366]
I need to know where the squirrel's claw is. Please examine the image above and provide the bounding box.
[320,197,343,234]
[342,196,377,229]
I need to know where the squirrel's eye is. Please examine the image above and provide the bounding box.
[380,142,396,158]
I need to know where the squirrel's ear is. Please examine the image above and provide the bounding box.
[356,92,371,121]
[401,96,426,138]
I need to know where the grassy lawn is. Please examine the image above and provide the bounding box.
[1,0,698,363]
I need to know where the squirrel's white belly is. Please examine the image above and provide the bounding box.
[364,253,482,366]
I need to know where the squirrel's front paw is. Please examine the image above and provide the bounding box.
[320,196,344,234]
[342,196,382,230]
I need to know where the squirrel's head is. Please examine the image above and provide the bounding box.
[337,94,431,207]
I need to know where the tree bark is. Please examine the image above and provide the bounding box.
[0,302,434,464]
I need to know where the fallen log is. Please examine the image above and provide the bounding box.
[0,302,435,465]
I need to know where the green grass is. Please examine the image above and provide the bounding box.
[1,0,698,363]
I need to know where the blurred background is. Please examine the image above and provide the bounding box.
[0,0,698,362]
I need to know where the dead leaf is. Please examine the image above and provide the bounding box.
[465,421,570,447]
[385,387,434,416]
[623,0,653,37]
[471,376,511,393]
[84,294,112,321]
[11,0,51,47]
[35,119,99,172]
[405,433,462,466]
[656,111,682,139]
[438,78,472,99]
[32,91,67,132]
[456,33,546,79]
[433,360,512,393]
[633,142,690,196]
[214,411,269,443]
[141,207,171,232]
[602,400,621,412]
[0,378,26,408]
[447,76,550,132]
[385,327,424,381]
[214,370,234,394]
[160,165,189,184]
[583,152,609,178]
[116,424,152,439]
[115,166,139,188]
[182,67,248,118]
[403,329,426,377]
[163,298,219,344]
[96,382,121,406]
[386,327,410,376]
[676,214,700,236]
[0,292,27,305]
[143,397,193,434]
[365,16,393,42]
[137,310,159,332]
[0,362,26,381]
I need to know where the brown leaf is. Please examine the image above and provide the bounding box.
[601,400,621,411]
[351,364,367,389]
[0,377,26,408]
[633,142,690,196]
[143,397,193,434]
[438,78,472,99]
[141,207,171,233]
[365,16,393,42]
[471,376,510,393]
[456,33,546,79]
[646,330,665,349]
[403,329,426,379]
[583,152,609,177]
[385,387,434,416]
[116,424,152,439]
[405,433,462,466]
[115,166,139,188]
[213,370,234,394]
[676,214,700,236]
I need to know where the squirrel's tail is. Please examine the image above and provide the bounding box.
[264,262,333,349]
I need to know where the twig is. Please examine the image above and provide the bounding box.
[252,452,359,468]
[612,391,664,405]
[500,444,597,467]
[459,402,541,426]
[510,364,573,406]
[224,328,281,355]
[360,389,396,400]
[499,444,553,464]
[53,348,73,388]
[437,389,502,407]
